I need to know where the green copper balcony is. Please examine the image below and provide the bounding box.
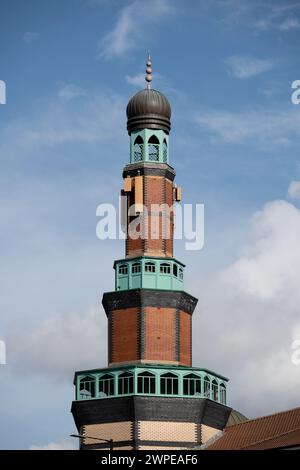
[74,365,228,406]
[114,257,184,291]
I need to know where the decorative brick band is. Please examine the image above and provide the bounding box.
[72,396,232,434]
[123,162,176,182]
[102,289,198,317]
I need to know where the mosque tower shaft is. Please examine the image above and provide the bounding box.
[71,57,231,450]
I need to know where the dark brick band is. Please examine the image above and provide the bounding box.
[72,396,232,432]
[123,162,176,182]
[102,289,198,317]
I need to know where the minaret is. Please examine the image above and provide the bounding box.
[71,57,232,450]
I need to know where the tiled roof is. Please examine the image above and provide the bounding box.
[207,406,300,450]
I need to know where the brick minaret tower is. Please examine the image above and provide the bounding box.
[71,57,232,450]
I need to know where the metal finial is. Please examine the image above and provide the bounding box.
[145,53,152,89]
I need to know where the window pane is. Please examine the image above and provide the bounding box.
[80,377,95,398]
[160,263,170,274]
[160,374,178,395]
[119,265,128,275]
[163,141,167,163]
[132,263,141,274]
[134,144,143,162]
[148,144,159,161]
[145,262,155,273]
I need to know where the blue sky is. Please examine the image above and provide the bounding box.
[1,0,300,449]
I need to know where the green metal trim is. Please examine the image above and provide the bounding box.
[74,364,229,405]
[113,256,186,269]
[74,364,229,383]
[130,129,169,164]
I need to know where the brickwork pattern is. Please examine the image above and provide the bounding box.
[83,421,133,445]
[126,174,174,259]
[144,307,176,362]
[110,308,139,363]
[138,421,197,442]
[179,312,192,367]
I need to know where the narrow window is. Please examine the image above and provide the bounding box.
[145,262,155,273]
[137,371,156,394]
[118,372,134,395]
[79,376,95,399]
[132,262,141,274]
[212,379,218,401]
[148,135,159,161]
[163,139,168,163]
[118,264,128,275]
[160,373,178,395]
[204,376,210,398]
[133,135,143,162]
[160,263,170,274]
[220,383,226,404]
[99,374,114,397]
[179,268,183,280]
[183,374,202,396]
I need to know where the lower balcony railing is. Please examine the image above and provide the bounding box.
[74,365,228,406]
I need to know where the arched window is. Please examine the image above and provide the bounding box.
[133,135,143,162]
[173,264,178,277]
[179,268,183,280]
[79,375,95,399]
[160,263,170,274]
[145,262,156,273]
[148,135,159,161]
[99,374,114,397]
[160,373,178,395]
[204,376,210,398]
[220,383,226,404]
[137,371,156,394]
[119,264,128,275]
[212,379,218,401]
[183,374,202,396]
[132,262,141,274]
[118,372,134,395]
[163,139,168,163]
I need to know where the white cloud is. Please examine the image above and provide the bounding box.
[9,307,106,378]
[223,200,300,301]
[194,107,300,147]
[23,32,39,44]
[29,438,77,450]
[224,55,274,79]
[192,197,300,417]
[0,91,125,150]
[58,84,87,102]
[279,18,300,31]
[125,73,145,88]
[288,181,300,200]
[216,0,300,34]
[99,0,175,59]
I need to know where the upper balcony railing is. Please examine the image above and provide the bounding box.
[114,257,184,292]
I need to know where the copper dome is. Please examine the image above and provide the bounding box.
[126,88,171,135]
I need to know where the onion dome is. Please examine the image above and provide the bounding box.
[126,55,171,135]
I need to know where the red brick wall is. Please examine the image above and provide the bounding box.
[165,179,174,257]
[111,307,139,363]
[144,307,176,362]
[126,175,174,259]
[179,311,191,367]
[109,306,192,366]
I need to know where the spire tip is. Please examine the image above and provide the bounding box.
[145,53,152,89]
